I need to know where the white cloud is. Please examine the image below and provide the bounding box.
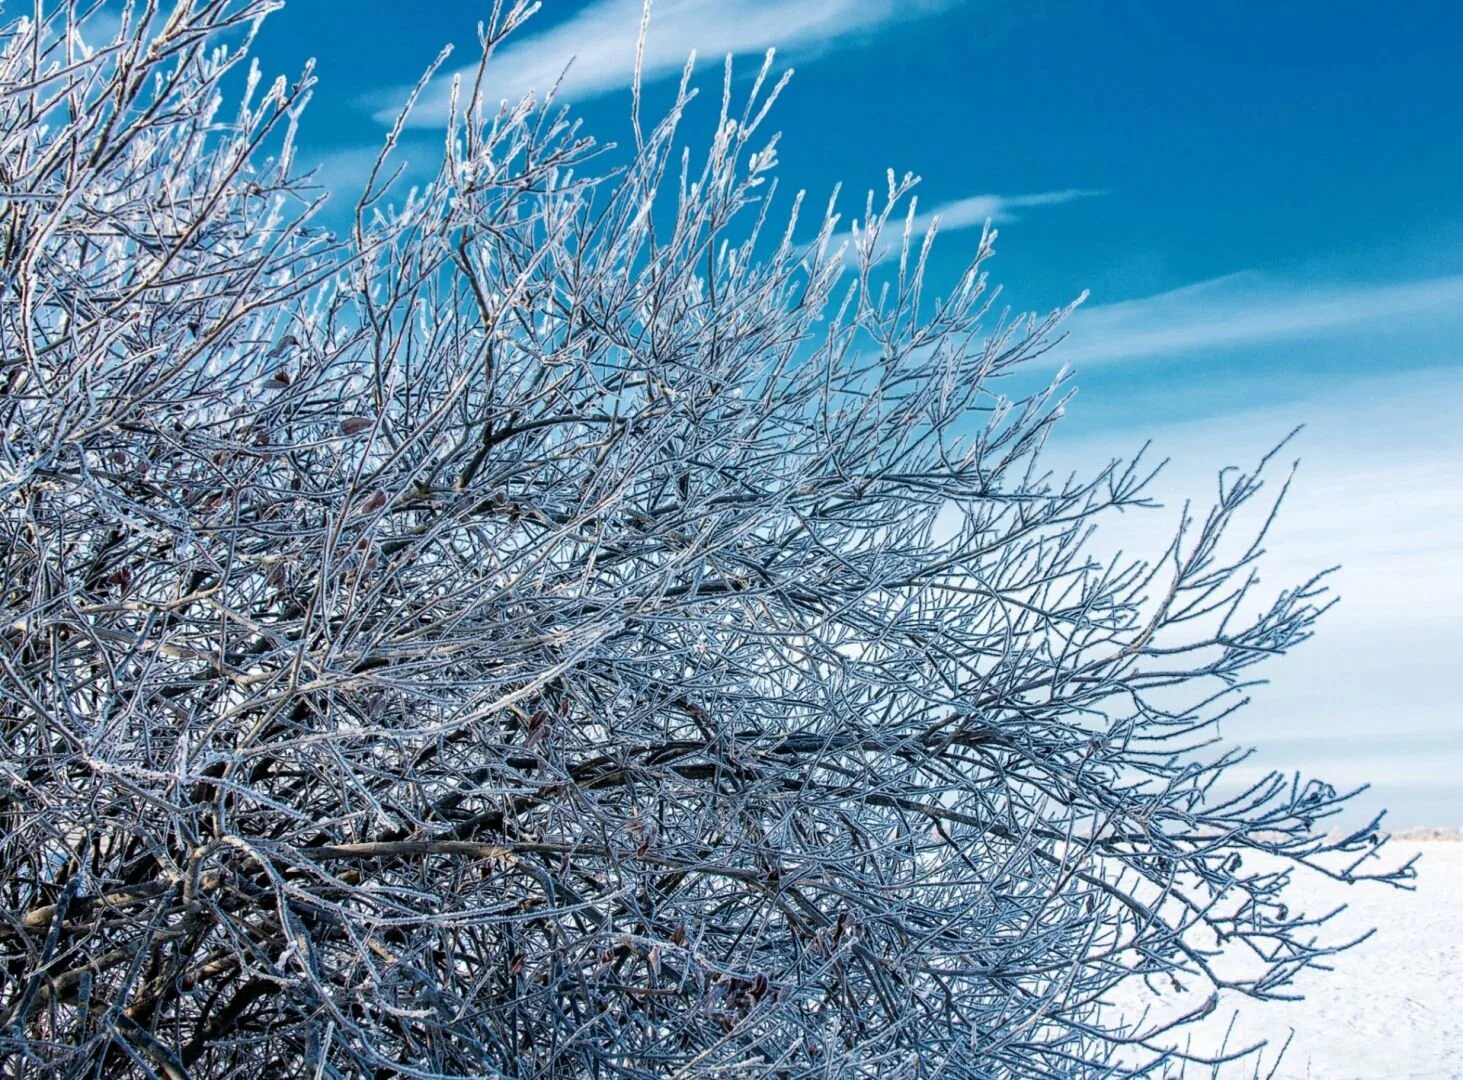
[80,7,123,47]
[375,0,958,125]
[863,188,1103,264]
[1062,271,1463,366]
[307,145,396,201]
[908,188,1103,234]
[305,142,440,204]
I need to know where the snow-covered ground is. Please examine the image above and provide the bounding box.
[1112,841,1463,1078]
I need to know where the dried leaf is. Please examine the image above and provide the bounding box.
[265,334,299,359]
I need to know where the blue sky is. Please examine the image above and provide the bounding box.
[244,0,1462,825]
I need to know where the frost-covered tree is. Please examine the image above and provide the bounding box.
[0,3,1410,1077]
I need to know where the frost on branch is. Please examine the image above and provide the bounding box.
[0,2,1409,1077]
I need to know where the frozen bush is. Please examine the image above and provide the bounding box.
[0,3,1408,1076]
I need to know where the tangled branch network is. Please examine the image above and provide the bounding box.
[0,2,1410,1077]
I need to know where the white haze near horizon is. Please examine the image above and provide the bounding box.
[1043,362,1463,830]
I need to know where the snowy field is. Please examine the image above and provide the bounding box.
[1112,840,1463,1078]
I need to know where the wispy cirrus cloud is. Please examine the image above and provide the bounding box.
[79,6,123,47]
[866,188,1103,263]
[907,188,1104,234]
[372,0,959,126]
[1063,271,1463,366]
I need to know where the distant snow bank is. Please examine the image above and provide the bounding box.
[1110,841,1463,1079]
[1386,826,1463,842]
